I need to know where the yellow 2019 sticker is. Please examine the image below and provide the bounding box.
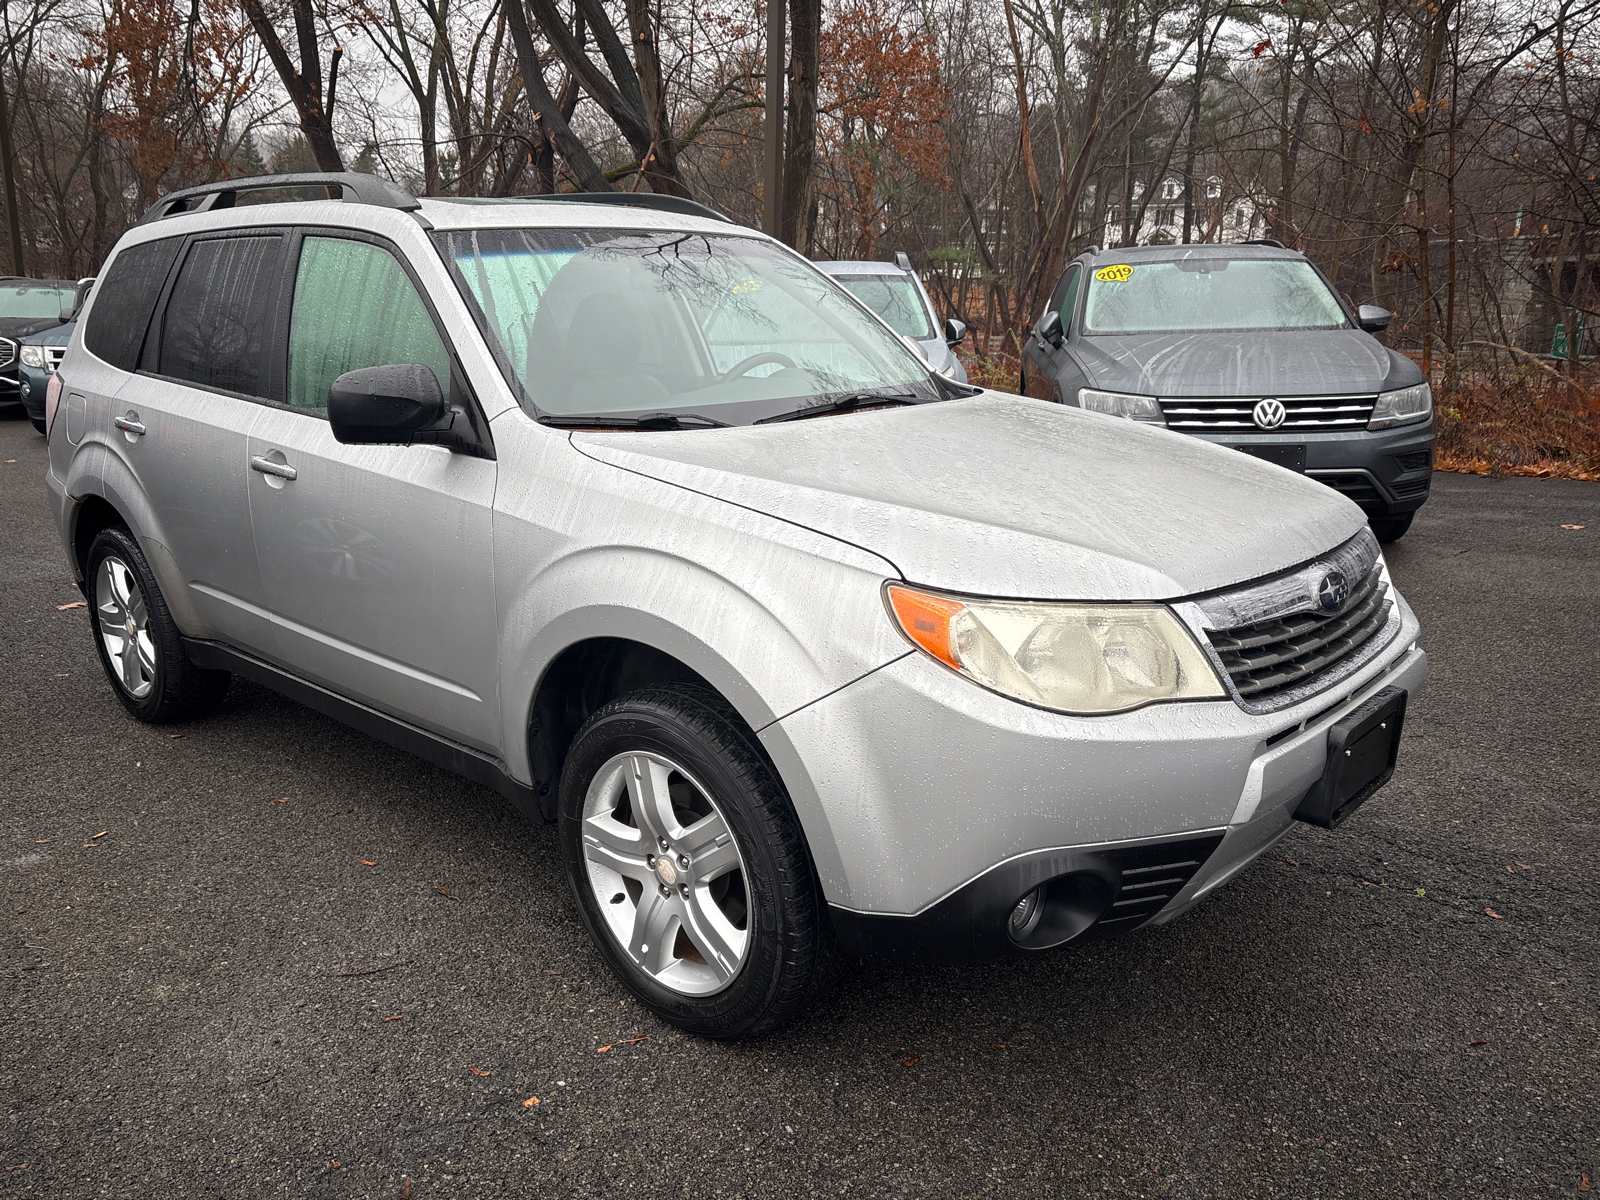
[1094,264,1134,282]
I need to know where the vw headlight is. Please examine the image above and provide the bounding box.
[886,585,1225,715]
[19,344,45,368]
[1077,388,1165,424]
[1368,382,1432,430]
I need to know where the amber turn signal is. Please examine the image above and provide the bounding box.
[885,585,966,669]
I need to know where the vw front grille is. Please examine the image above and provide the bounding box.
[1159,394,1376,431]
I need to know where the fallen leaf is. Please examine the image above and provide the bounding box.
[330,1161,342,1170]
[624,1035,648,1046]
[272,798,289,804]
[1579,1172,1590,1193]
[381,1014,404,1023]
[56,601,87,611]
[4,459,15,463]
[90,831,106,839]
[1468,1038,1489,1046]
[361,860,377,866]
[250,1070,278,1086]
[992,1042,1007,1050]
[901,1053,920,1068]
[523,1095,541,1107]
[1560,524,1584,530]
[436,886,460,900]
[596,1043,613,1053]
[169,734,182,739]
[1485,907,1503,919]
[5,1164,27,1171]
[34,839,50,844]
[1516,862,1532,870]
[398,1182,413,1200]
[468,1065,490,1077]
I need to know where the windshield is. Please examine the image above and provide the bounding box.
[0,284,75,320]
[438,228,935,423]
[1082,258,1349,334]
[832,274,934,339]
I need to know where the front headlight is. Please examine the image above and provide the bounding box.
[1368,382,1432,430]
[886,584,1225,715]
[19,344,45,368]
[1077,388,1165,424]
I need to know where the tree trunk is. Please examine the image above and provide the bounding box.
[502,0,612,192]
[0,66,26,275]
[781,0,819,253]
[240,0,345,172]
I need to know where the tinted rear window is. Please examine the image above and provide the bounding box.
[158,235,284,395]
[82,237,182,370]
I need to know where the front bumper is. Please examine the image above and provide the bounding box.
[17,364,49,420]
[769,592,1425,965]
[1191,421,1437,518]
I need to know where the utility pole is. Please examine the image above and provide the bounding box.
[763,0,785,239]
[0,64,25,276]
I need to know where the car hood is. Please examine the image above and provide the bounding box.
[0,315,66,341]
[1073,329,1421,397]
[570,393,1366,600]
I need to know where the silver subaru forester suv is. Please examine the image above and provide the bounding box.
[44,173,1427,1038]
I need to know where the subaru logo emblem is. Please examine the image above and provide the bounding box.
[1253,398,1287,429]
[1316,570,1348,612]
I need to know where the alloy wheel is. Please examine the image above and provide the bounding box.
[95,555,156,699]
[580,751,751,996]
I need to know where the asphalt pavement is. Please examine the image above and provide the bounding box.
[2,407,1596,1199]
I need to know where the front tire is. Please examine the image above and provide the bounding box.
[559,685,835,1039]
[1370,512,1415,543]
[30,416,46,434]
[85,526,231,722]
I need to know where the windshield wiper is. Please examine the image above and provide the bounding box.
[754,391,920,424]
[539,411,729,431]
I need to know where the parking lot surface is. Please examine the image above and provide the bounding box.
[2,409,1596,1198]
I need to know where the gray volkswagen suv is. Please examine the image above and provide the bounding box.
[1021,243,1435,542]
[45,174,1427,1038]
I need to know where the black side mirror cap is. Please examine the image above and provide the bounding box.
[1357,304,1391,333]
[59,308,76,323]
[1038,309,1064,347]
[944,317,968,347]
[327,363,452,445]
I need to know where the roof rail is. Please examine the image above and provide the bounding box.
[1242,238,1288,249]
[520,192,734,224]
[137,172,419,226]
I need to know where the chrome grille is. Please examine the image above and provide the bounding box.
[0,338,14,368]
[1206,567,1391,700]
[45,346,65,372]
[1174,529,1402,713]
[1159,393,1376,431]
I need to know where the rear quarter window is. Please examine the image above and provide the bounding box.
[82,237,183,371]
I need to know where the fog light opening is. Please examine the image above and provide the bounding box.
[1008,887,1044,942]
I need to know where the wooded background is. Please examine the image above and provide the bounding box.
[2,0,1596,394]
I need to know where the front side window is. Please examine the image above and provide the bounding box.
[287,236,452,412]
[159,235,283,395]
[1045,265,1081,328]
[0,283,76,320]
[439,228,934,423]
[831,274,935,340]
[1082,258,1349,335]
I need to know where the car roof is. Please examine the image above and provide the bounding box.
[1084,243,1304,266]
[1,277,78,288]
[813,260,911,277]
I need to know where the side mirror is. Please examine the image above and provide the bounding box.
[1038,309,1064,347]
[328,363,451,445]
[900,333,930,363]
[1357,304,1391,333]
[944,317,968,347]
[59,308,76,323]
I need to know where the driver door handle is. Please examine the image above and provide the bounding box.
[250,455,298,481]
[114,413,145,435]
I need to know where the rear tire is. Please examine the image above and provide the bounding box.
[1370,512,1415,544]
[85,525,231,723]
[559,684,836,1039]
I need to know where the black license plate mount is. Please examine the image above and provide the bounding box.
[1231,443,1307,472]
[1295,686,1407,829]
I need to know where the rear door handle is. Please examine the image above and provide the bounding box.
[114,413,145,435]
[250,455,298,481]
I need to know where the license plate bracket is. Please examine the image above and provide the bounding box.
[1231,443,1307,472]
[1295,686,1407,829]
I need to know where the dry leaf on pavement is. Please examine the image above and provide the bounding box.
[55,602,87,611]
[381,1014,404,1023]
[901,1053,919,1068]
[1485,907,1503,919]
[1468,1038,1489,1046]
[1560,524,1585,530]
[468,1066,490,1077]
[523,1096,541,1107]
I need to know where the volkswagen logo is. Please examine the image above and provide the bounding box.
[1316,570,1349,613]
[1252,398,1287,429]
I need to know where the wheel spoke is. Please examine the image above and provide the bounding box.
[623,754,677,842]
[581,814,655,883]
[108,561,134,608]
[119,636,141,691]
[627,890,676,975]
[680,812,741,882]
[678,889,745,982]
[127,589,147,627]
[134,632,158,679]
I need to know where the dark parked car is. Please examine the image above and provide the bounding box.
[1020,243,1434,542]
[2,277,90,426]
[19,300,88,434]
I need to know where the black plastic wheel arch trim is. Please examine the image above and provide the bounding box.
[182,638,543,820]
[827,829,1226,966]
